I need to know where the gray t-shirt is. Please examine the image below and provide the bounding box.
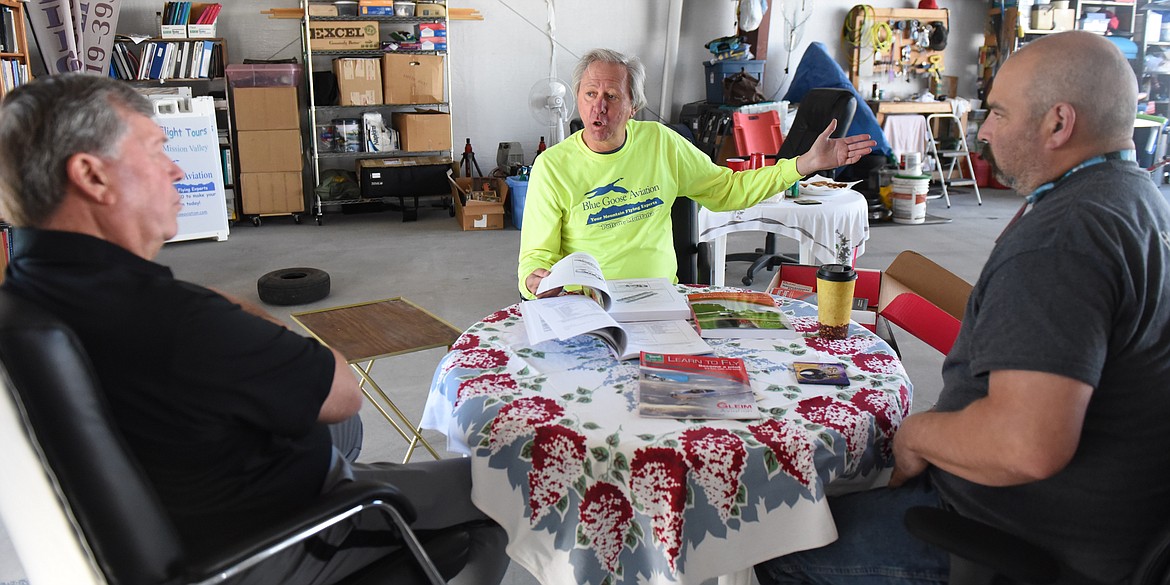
[930,159,1170,584]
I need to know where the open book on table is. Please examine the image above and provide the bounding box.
[522,254,710,360]
[637,352,761,420]
[535,252,692,322]
[687,291,800,339]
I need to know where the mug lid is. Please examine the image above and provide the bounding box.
[816,263,857,281]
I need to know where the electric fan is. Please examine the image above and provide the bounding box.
[528,77,574,144]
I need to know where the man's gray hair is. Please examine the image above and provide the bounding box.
[0,73,154,226]
[572,48,647,113]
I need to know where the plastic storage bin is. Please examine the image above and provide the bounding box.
[225,64,304,88]
[704,60,765,104]
[505,176,529,229]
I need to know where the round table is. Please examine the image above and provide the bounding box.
[421,286,911,585]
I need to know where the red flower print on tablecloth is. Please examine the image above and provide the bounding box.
[849,388,901,460]
[488,396,564,454]
[455,373,517,407]
[579,481,634,574]
[629,446,688,572]
[796,396,868,473]
[804,335,877,356]
[443,348,508,374]
[451,333,480,351]
[528,425,587,524]
[481,305,520,323]
[789,315,820,334]
[748,418,816,490]
[681,427,746,523]
[851,352,900,375]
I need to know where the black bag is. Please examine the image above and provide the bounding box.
[723,71,765,106]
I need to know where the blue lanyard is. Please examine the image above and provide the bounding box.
[1025,150,1136,205]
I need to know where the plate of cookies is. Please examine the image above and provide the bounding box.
[797,175,861,196]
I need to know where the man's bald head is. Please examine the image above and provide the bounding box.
[1008,31,1136,145]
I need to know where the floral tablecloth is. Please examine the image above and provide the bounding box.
[421,287,912,585]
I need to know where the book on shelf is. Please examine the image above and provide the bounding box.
[534,251,692,322]
[637,352,761,420]
[687,291,800,339]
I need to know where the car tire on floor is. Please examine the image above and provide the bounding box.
[257,267,331,306]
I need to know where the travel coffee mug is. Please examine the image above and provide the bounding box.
[816,264,857,340]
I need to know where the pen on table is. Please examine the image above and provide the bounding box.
[617,291,657,303]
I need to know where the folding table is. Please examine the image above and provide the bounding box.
[292,297,461,462]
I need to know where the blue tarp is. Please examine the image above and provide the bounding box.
[782,42,892,157]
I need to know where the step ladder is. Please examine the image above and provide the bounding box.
[926,113,982,208]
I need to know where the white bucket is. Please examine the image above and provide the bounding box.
[900,152,924,176]
[891,174,930,225]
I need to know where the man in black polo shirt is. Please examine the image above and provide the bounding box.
[0,73,507,585]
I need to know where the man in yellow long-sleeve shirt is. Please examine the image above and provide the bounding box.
[517,48,876,297]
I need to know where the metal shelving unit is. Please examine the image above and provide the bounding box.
[300,2,452,225]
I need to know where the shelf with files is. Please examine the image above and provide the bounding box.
[301,1,451,224]
[111,37,227,82]
[0,0,32,97]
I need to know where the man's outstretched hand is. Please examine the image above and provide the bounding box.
[795,119,877,176]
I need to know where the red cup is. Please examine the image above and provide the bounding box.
[726,158,748,172]
[750,153,765,169]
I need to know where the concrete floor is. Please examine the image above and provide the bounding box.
[0,185,1016,585]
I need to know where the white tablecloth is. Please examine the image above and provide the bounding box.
[698,191,870,286]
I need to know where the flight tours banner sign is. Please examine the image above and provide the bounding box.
[27,0,122,76]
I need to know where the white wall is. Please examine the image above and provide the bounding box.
[110,0,985,167]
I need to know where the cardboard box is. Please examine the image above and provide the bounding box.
[416,22,446,37]
[187,23,216,38]
[392,111,451,152]
[878,250,970,322]
[359,0,395,15]
[419,39,447,52]
[236,130,303,173]
[160,24,186,39]
[232,87,299,131]
[308,3,340,16]
[1053,8,1076,31]
[766,265,883,331]
[1031,5,1055,30]
[416,3,446,17]
[763,251,973,347]
[239,171,305,215]
[333,57,383,105]
[308,21,380,51]
[452,177,509,231]
[382,54,445,104]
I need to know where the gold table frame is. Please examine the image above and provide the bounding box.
[292,297,461,463]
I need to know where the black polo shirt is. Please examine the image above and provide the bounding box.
[3,228,336,550]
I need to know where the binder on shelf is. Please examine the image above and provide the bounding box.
[147,42,167,79]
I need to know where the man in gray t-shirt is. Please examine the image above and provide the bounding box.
[897,32,1170,582]
[758,30,1170,585]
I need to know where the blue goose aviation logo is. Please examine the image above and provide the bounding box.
[581,177,664,226]
[585,179,628,199]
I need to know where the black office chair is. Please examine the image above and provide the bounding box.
[904,506,1170,585]
[0,289,469,585]
[729,87,857,286]
[672,195,711,285]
